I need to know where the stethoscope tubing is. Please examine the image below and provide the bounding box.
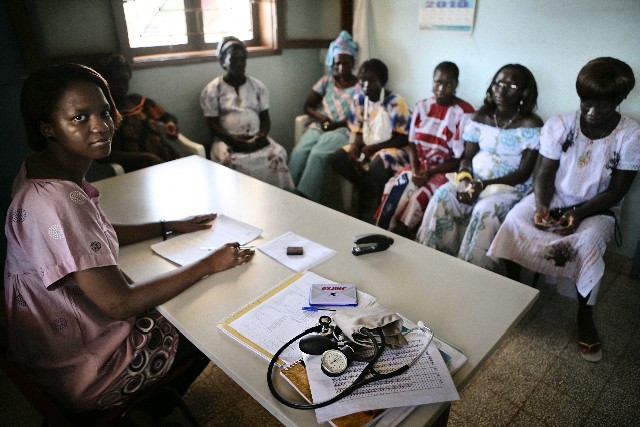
[267,322,430,409]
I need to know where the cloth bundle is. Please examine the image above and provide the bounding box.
[332,302,408,349]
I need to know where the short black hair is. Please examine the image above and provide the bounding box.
[576,57,635,104]
[434,61,459,81]
[358,58,389,87]
[20,63,121,152]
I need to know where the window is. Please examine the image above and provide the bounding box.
[111,0,281,65]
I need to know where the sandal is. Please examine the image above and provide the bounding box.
[578,340,602,362]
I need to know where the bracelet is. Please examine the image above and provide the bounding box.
[456,171,473,184]
[159,220,171,241]
[476,179,484,190]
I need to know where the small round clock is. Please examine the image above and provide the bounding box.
[320,348,349,377]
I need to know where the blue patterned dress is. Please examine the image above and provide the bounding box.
[416,120,541,269]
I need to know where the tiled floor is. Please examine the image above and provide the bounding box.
[2,266,638,426]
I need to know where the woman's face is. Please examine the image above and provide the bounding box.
[491,68,525,109]
[105,69,130,103]
[580,98,619,127]
[332,54,354,78]
[222,46,247,78]
[42,81,114,160]
[357,68,383,101]
[432,69,457,105]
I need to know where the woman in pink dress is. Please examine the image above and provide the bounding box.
[4,63,255,419]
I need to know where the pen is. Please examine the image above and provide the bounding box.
[302,306,336,312]
[200,246,256,251]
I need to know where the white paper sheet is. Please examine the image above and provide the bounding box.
[150,214,262,266]
[306,331,459,423]
[257,231,337,272]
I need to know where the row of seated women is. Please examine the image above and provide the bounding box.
[290,34,639,364]
[3,32,637,422]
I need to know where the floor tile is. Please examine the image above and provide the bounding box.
[521,384,589,427]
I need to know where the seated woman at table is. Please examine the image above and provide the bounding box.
[97,53,184,172]
[4,63,255,418]
[375,61,475,236]
[328,58,411,222]
[416,64,543,270]
[200,36,294,190]
[488,57,639,362]
[288,30,360,202]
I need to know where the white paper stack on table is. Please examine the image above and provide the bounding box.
[150,214,262,266]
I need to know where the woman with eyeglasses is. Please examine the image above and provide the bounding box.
[288,31,360,202]
[416,64,543,270]
[488,57,639,362]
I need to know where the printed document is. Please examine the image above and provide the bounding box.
[151,214,262,266]
[306,330,459,422]
[258,231,337,272]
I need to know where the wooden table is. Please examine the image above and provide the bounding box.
[94,156,538,426]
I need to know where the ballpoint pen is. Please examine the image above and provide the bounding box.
[302,306,336,312]
[200,246,255,251]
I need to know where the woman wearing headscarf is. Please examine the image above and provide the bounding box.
[200,36,294,190]
[288,31,360,202]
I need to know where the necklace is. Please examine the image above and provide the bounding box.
[582,116,618,141]
[493,110,520,130]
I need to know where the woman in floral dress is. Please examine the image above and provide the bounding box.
[416,64,543,270]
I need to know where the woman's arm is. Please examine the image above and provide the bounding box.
[481,148,538,187]
[361,132,409,159]
[113,214,217,246]
[558,169,638,234]
[73,243,254,320]
[205,116,251,152]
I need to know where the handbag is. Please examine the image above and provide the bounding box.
[362,88,393,146]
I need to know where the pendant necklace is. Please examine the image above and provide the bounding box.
[493,109,520,130]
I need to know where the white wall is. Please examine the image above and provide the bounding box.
[365,0,640,258]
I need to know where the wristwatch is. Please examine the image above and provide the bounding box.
[322,120,331,131]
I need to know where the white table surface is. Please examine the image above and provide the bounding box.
[94,156,538,426]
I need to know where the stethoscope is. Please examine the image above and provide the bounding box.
[267,315,433,409]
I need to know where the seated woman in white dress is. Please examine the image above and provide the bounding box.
[488,57,639,363]
[200,36,294,190]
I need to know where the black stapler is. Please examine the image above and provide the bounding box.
[352,233,394,256]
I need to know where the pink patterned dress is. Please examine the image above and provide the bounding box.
[4,164,179,412]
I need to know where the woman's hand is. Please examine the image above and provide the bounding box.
[165,120,179,138]
[166,214,217,234]
[554,211,580,235]
[361,144,378,160]
[533,208,554,230]
[412,169,430,187]
[456,179,481,205]
[203,242,255,273]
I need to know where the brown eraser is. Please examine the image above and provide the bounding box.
[286,246,304,255]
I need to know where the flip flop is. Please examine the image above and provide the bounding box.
[578,340,602,362]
